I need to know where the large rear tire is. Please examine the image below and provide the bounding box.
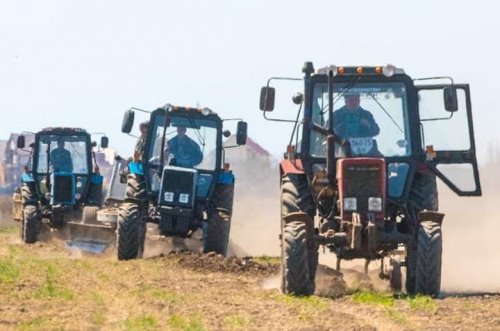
[282,221,314,295]
[405,172,438,294]
[23,205,40,244]
[415,221,442,297]
[281,175,316,295]
[117,202,142,260]
[125,174,147,202]
[204,184,234,256]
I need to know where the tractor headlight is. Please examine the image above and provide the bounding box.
[368,197,383,212]
[164,192,174,202]
[75,193,82,200]
[343,197,357,211]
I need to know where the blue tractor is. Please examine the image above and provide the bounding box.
[117,104,248,260]
[12,127,109,244]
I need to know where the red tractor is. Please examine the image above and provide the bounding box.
[259,63,481,296]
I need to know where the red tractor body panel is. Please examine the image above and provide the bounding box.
[280,159,305,175]
[337,158,386,223]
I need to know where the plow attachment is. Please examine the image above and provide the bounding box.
[66,207,118,253]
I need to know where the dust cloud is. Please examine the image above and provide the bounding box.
[225,138,281,257]
[440,163,500,293]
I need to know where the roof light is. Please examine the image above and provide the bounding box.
[338,67,345,75]
[382,64,396,77]
[315,65,337,76]
[375,67,383,75]
[201,107,212,116]
[356,67,363,74]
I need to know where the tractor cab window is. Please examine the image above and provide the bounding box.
[310,82,411,158]
[148,116,218,171]
[36,135,90,174]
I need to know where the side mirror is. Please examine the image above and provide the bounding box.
[292,92,303,105]
[259,87,275,111]
[17,135,25,149]
[122,110,135,133]
[101,136,109,149]
[236,121,248,145]
[443,86,458,112]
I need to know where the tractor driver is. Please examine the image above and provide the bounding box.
[167,126,203,168]
[50,138,73,173]
[332,93,380,138]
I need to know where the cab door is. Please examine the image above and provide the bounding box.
[416,84,481,196]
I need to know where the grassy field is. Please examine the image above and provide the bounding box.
[1,225,500,331]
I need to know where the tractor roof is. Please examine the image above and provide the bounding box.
[39,127,89,135]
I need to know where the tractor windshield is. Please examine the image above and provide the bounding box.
[147,115,218,171]
[36,134,90,174]
[310,82,411,158]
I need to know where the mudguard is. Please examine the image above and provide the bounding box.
[128,162,144,176]
[21,172,35,183]
[280,159,305,176]
[91,174,104,184]
[218,171,234,185]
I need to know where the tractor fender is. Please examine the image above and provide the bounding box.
[128,161,144,176]
[280,159,305,176]
[218,171,235,185]
[21,172,34,183]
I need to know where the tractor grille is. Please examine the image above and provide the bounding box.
[343,166,381,213]
[159,166,197,208]
[52,174,75,204]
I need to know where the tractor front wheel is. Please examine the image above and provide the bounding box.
[281,220,314,295]
[204,184,234,256]
[415,221,442,297]
[117,202,143,260]
[22,205,40,244]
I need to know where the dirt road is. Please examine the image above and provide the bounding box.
[1,225,500,331]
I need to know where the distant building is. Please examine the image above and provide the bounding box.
[1,133,35,193]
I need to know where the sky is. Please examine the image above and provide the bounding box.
[1,0,499,161]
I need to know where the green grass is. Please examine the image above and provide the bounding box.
[0,259,20,283]
[8,244,21,256]
[223,314,253,330]
[352,290,394,307]
[276,293,329,321]
[0,225,17,235]
[252,255,281,265]
[121,314,158,331]
[32,265,75,300]
[387,308,408,324]
[15,317,48,331]
[406,295,437,312]
[168,315,205,331]
[150,289,179,303]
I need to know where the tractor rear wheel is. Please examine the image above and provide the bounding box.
[125,174,147,202]
[415,221,442,297]
[204,184,234,256]
[281,174,316,295]
[117,202,142,260]
[23,205,39,244]
[282,221,314,295]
